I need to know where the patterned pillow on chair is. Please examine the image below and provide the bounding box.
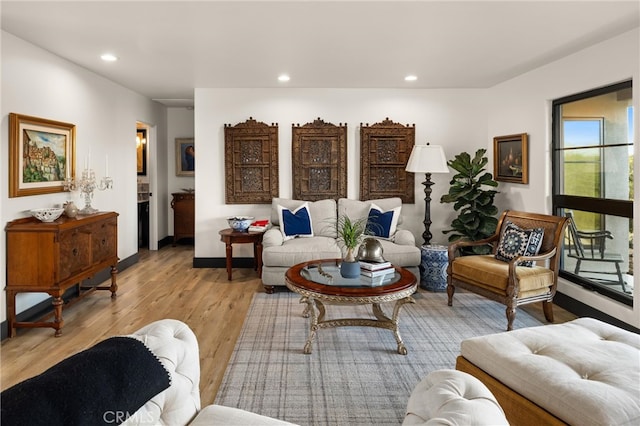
[495,221,544,267]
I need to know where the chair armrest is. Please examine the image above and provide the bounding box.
[393,229,416,246]
[262,227,284,248]
[448,234,499,259]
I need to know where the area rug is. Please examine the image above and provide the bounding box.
[214,290,543,425]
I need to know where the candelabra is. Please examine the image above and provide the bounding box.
[63,168,113,214]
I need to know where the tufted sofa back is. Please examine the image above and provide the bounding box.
[123,319,201,426]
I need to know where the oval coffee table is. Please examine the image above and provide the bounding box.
[285,259,417,355]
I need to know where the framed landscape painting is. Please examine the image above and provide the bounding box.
[9,113,76,197]
[493,133,528,184]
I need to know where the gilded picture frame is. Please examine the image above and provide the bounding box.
[9,113,76,197]
[493,133,529,184]
[137,128,147,176]
[176,137,195,177]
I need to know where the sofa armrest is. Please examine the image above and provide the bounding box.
[123,319,201,426]
[263,227,284,248]
[393,229,416,246]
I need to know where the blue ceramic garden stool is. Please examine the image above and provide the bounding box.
[420,244,449,292]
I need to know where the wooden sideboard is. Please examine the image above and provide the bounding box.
[5,211,119,337]
[171,192,195,245]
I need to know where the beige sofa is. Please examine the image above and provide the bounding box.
[261,197,421,292]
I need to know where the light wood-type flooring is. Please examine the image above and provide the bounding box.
[1,244,577,405]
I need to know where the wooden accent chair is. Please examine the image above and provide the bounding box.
[447,210,569,331]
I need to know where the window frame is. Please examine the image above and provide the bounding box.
[552,80,633,306]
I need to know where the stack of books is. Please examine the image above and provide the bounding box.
[248,219,270,232]
[359,260,394,277]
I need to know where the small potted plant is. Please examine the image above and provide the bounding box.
[336,215,368,278]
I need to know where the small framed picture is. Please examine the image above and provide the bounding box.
[9,113,76,197]
[493,133,528,184]
[176,138,195,176]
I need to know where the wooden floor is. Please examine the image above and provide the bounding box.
[0,245,576,405]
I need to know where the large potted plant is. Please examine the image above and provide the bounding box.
[336,215,367,278]
[440,148,499,254]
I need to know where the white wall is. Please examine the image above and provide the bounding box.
[486,28,639,327]
[194,88,488,259]
[166,107,195,236]
[1,31,167,321]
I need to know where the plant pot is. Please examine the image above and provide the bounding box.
[340,260,360,279]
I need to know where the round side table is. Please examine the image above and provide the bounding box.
[420,244,449,292]
[218,228,264,281]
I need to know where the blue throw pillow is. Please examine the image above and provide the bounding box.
[495,221,544,267]
[366,203,400,239]
[277,203,314,241]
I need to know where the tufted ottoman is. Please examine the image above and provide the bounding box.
[457,317,640,426]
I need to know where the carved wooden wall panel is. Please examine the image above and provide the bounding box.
[292,118,347,201]
[360,118,415,203]
[224,118,279,204]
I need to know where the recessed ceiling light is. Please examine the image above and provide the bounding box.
[404,75,417,82]
[100,53,118,62]
[278,74,290,82]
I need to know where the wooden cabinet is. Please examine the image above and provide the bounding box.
[5,212,118,337]
[171,192,195,245]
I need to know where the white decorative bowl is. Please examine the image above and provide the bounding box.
[30,207,65,222]
[227,216,254,232]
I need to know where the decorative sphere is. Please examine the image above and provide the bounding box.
[227,216,254,232]
[356,237,386,263]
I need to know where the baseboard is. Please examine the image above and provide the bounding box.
[554,291,639,333]
[1,252,139,341]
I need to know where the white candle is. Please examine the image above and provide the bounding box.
[105,155,109,176]
[84,156,88,171]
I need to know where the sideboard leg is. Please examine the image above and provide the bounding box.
[110,265,118,298]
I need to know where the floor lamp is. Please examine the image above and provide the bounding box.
[405,144,449,246]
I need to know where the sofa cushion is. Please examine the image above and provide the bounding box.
[495,220,544,267]
[263,236,342,267]
[367,203,401,239]
[460,318,640,426]
[271,198,337,238]
[277,202,313,240]
[190,405,298,426]
[376,236,421,267]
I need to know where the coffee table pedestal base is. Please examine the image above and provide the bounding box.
[298,296,415,355]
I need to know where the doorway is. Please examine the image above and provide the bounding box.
[137,122,153,250]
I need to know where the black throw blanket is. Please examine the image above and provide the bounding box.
[1,336,171,426]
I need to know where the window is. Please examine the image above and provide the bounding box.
[552,80,633,305]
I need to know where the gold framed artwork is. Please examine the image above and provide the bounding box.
[176,138,195,177]
[9,113,76,197]
[292,118,347,201]
[224,118,279,204]
[360,118,415,203]
[493,133,528,184]
[137,128,147,176]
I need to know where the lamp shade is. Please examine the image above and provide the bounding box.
[405,144,449,173]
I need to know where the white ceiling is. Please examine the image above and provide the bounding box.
[2,1,639,107]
